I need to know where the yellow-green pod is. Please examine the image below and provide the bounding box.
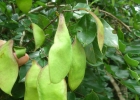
[0,40,18,95]
[48,14,72,83]
[68,37,86,91]
[32,23,45,51]
[16,0,32,13]
[24,61,41,100]
[37,66,67,100]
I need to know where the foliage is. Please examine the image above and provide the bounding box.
[0,0,140,100]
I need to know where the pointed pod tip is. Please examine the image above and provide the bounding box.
[58,13,65,25]
[59,13,64,19]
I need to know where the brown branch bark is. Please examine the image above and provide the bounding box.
[107,72,125,100]
[97,9,131,32]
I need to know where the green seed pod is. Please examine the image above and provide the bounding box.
[48,14,72,83]
[0,40,18,95]
[32,23,45,51]
[24,61,41,100]
[68,37,86,91]
[37,66,67,100]
[16,0,32,13]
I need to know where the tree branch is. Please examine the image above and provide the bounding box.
[17,3,131,32]
[107,72,125,100]
[43,16,58,30]
[18,3,65,20]
[97,9,131,32]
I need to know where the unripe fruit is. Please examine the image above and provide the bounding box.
[0,40,6,47]
[68,37,86,91]
[0,40,29,67]
[37,66,67,100]
[14,53,29,67]
[24,61,41,100]
[48,14,72,83]
[0,40,18,95]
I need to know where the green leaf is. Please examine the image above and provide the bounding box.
[77,14,96,46]
[133,86,140,94]
[125,39,140,54]
[79,9,104,52]
[68,37,86,91]
[73,3,90,19]
[84,43,96,64]
[24,61,41,100]
[14,46,26,58]
[119,40,126,52]
[102,19,118,48]
[111,0,115,6]
[120,79,138,94]
[32,23,45,51]
[134,0,140,4]
[11,82,25,98]
[117,28,124,41]
[124,54,139,67]
[128,68,140,81]
[48,14,72,83]
[0,40,18,95]
[135,95,139,100]
[84,91,99,100]
[37,66,67,100]
[92,38,103,61]
[67,92,75,100]
[0,2,6,13]
[37,14,53,36]
[106,65,129,79]
[16,0,32,13]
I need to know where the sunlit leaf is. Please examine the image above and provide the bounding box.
[134,0,140,4]
[119,40,126,52]
[0,40,18,95]
[102,19,118,48]
[128,68,140,81]
[124,54,139,67]
[117,28,124,41]
[16,0,32,13]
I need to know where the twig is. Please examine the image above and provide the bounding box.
[18,3,65,20]
[97,9,131,32]
[11,3,16,14]
[107,72,125,100]
[43,16,58,30]
[17,2,131,32]
[120,85,128,99]
[20,31,25,46]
